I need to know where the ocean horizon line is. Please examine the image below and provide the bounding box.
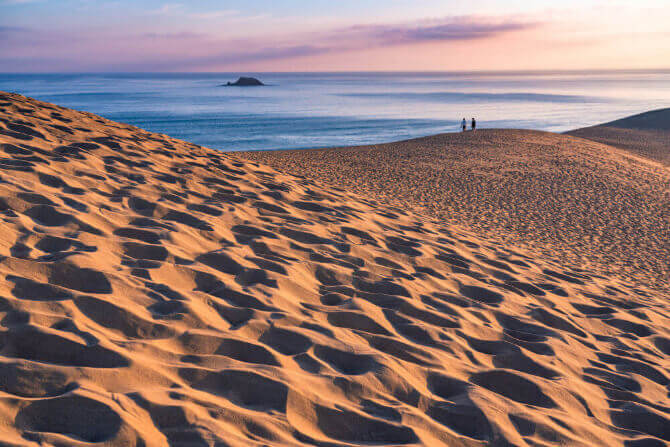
[2,68,670,76]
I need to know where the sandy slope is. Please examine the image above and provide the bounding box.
[0,91,669,446]
[567,108,670,166]
[242,130,670,291]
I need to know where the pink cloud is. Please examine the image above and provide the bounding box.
[0,15,538,71]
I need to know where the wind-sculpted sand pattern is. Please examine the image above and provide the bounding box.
[242,131,670,291]
[0,91,668,446]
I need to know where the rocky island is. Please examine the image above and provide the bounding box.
[222,76,265,86]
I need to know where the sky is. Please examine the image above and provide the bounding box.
[1,0,669,72]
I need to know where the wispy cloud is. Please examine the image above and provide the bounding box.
[205,16,538,66]
[148,3,184,16]
[0,26,29,32]
[1,0,42,4]
[140,31,206,40]
[146,4,245,21]
[183,45,333,69]
[0,15,539,71]
[351,18,536,45]
[189,9,240,20]
[0,25,30,44]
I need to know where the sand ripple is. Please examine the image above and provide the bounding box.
[0,92,668,446]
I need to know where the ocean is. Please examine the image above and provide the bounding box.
[1,71,669,151]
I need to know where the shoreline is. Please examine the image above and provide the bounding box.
[3,71,669,153]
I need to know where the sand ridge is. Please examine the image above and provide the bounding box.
[0,91,669,446]
[568,109,670,166]
[242,130,670,291]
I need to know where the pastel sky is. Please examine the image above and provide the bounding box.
[1,0,669,72]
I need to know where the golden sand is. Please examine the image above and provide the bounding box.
[569,129,670,167]
[242,130,670,291]
[0,92,668,446]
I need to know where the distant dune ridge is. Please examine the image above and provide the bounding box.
[599,108,670,130]
[567,108,670,165]
[0,91,669,446]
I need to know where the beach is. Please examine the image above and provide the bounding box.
[242,129,670,291]
[0,91,668,446]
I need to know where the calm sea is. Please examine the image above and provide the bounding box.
[1,71,669,151]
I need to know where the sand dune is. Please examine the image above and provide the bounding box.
[0,91,669,446]
[568,108,670,165]
[592,108,670,131]
[242,130,670,291]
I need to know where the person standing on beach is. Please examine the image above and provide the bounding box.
[471,117,476,131]
[461,118,467,132]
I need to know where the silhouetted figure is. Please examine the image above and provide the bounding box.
[461,118,467,132]
[471,117,476,131]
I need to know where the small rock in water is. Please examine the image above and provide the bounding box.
[223,77,264,87]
